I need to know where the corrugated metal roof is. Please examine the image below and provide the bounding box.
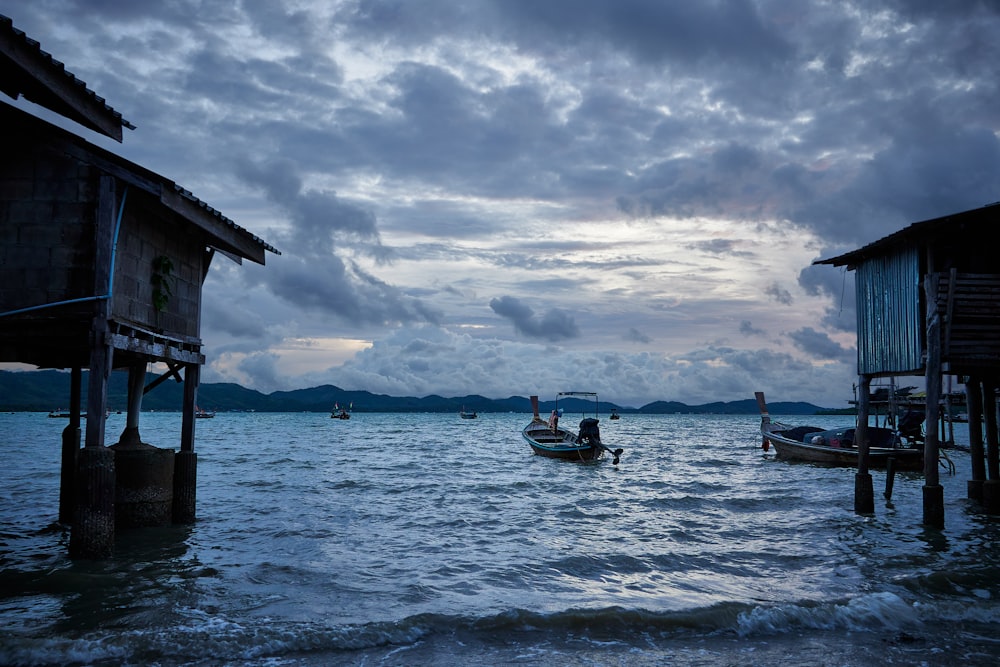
[814,202,1000,269]
[172,185,281,257]
[0,13,134,140]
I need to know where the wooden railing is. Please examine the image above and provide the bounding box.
[935,270,1000,366]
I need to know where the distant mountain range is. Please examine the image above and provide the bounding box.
[0,369,837,415]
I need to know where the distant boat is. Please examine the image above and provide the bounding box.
[195,405,215,418]
[48,409,74,418]
[609,409,620,420]
[331,402,351,420]
[459,406,477,419]
[522,393,622,464]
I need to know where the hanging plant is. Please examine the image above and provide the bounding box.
[151,255,174,312]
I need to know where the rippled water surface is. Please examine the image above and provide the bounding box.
[1,410,998,665]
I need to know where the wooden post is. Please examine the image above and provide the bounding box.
[884,457,896,501]
[180,362,198,454]
[966,378,986,502]
[173,362,199,523]
[59,367,82,524]
[982,383,1000,515]
[854,375,874,514]
[922,273,944,528]
[117,362,145,446]
[71,174,117,559]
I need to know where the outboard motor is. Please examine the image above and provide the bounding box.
[577,418,601,446]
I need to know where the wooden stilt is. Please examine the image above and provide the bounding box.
[884,457,896,501]
[173,362,199,523]
[854,375,874,514]
[71,174,116,558]
[983,383,1000,515]
[118,362,145,447]
[922,273,944,528]
[59,367,82,524]
[966,378,986,502]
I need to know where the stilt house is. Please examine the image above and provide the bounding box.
[0,15,279,556]
[814,202,1000,524]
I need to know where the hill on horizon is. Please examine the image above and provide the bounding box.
[0,369,837,415]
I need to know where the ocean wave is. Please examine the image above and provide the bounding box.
[4,594,1000,666]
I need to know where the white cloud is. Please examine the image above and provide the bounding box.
[6,1,1000,408]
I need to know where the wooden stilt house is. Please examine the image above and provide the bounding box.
[814,203,1000,525]
[0,15,279,557]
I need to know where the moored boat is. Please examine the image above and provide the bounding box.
[459,406,477,419]
[756,391,922,470]
[522,393,623,464]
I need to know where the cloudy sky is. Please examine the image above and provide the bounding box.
[5,1,1000,408]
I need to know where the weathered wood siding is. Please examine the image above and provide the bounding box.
[0,136,97,317]
[935,271,1000,373]
[111,196,205,339]
[1,141,205,343]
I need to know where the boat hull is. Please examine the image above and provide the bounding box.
[522,422,603,461]
[763,427,923,471]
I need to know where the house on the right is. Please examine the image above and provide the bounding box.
[815,202,1000,525]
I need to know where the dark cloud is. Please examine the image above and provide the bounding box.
[7,0,1000,407]
[485,0,794,67]
[765,283,793,306]
[489,296,580,341]
[787,327,852,360]
[625,327,652,344]
[235,351,288,393]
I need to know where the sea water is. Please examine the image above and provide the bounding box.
[0,411,998,666]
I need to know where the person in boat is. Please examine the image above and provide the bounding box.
[549,409,559,433]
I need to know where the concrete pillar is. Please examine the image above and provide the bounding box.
[70,174,117,558]
[59,367,82,524]
[173,363,199,524]
[59,424,80,524]
[111,443,175,527]
[922,484,945,527]
[173,450,197,524]
[855,473,874,515]
[983,481,1000,516]
[69,446,115,559]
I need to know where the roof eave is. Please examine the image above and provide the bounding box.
[0,14,134,142]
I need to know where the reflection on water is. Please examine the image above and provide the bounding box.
[1,411,998,666]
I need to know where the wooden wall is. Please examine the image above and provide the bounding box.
[111,195,205,339]
[0,134,97,317]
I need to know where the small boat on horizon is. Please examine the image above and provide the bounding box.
[459,406,477,419]
[331,402,351,419]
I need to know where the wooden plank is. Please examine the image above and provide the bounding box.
[109,332,204,364]
[85,175,114,448]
